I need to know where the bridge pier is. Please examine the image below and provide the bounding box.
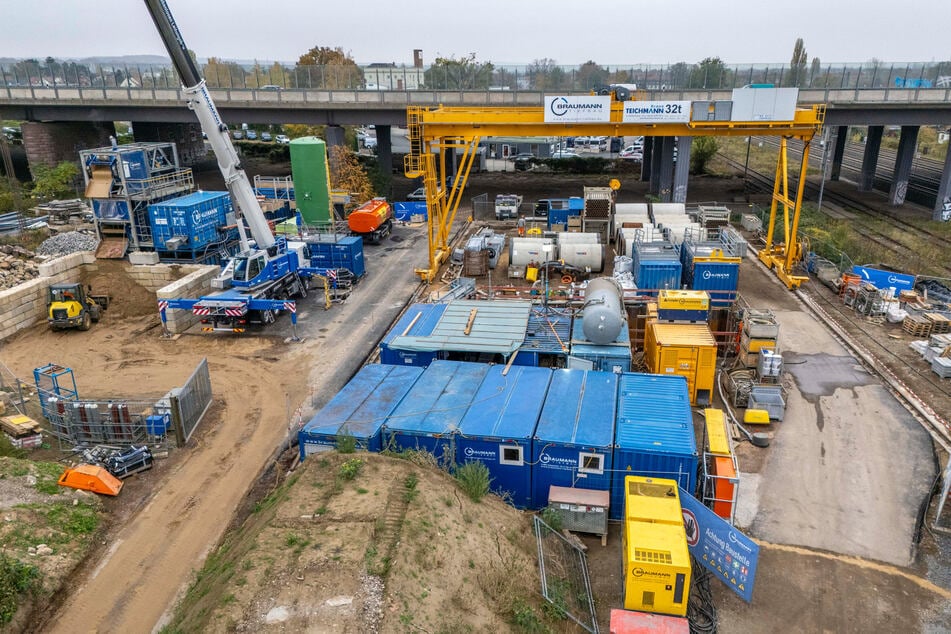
[131,122,205,166]
[671,137,693,203]
[657,137,676,202]
[376,125,392,179]
[830,125,849,181]
[889,125,919,206]
[934,145,951,221]
[21,121,115,177]
[858,125,883,192]
[648,137,663,195]
[640,137,653,182]
[324,125,346,148]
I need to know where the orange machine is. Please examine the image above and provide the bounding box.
[347,198,394,243]
[58,464,123,496]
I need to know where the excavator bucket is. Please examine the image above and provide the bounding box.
[58,464,123,496]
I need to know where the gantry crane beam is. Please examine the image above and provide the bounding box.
[405,102,825,284]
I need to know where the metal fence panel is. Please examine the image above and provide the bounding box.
[171,358,212,445]
[471,193,492,221]
[533,515,600,634]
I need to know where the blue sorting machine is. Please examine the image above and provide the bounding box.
[382,361,491,461]
[298,364,423,458]
[611,373,698,519]
[456,365,554,508]
[531,369,618,508]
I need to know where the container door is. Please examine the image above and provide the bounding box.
[661,347,698,400]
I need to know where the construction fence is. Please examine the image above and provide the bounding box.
[533,515,600,634]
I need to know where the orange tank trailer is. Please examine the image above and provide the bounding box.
[347,199,393,243]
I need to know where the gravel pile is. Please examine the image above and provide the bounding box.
[36,231,100,257]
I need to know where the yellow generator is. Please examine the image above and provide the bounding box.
[644,322,717,405]
[656,289,710,322]
[622,476,691,617]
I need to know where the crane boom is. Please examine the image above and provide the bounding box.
[142,0,274,251]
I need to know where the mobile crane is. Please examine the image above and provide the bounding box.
[144,0,326,332]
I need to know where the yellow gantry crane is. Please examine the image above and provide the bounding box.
[405,99,824,287]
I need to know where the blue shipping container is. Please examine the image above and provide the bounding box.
[456,365,553,508]
[148,191,232,250]
[633,242,682,296]
[517,310,572,367]
[547,207,582,230]
[681,242,740,306]
[379,303,449,367]
[532,369,618,509]
[611,373,698,519]
[307,235,366,277]
[383,360,490,461]
[569,316,632,372]
[298,364,423,459]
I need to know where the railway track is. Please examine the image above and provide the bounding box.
[717,152,951,278]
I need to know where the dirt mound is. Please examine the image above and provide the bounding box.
[164,452,570,633]
[81,259,163,320]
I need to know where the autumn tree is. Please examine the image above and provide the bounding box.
[294,46,363,89]
[424,54,494,89]
[202,57,247,88]
[30,161,79,201]
[328,145,375,209]
[690,137,719,175]
[688,57,730,89]
[787,38,808,87]
[529,58,568,91]
[576,60,609,90]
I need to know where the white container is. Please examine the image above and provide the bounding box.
[559,243,605,272]
[557,232,600,244]
[510,237,555,266]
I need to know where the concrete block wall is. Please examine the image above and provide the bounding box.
[156,266,219,334]
[125,263,194,293]
[0,251,97,341]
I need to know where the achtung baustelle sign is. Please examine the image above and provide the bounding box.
[544,96,612,123]
[622,100,691,123]
[679,488,759,603]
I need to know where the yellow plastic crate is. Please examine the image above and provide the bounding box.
[744,409,770,425]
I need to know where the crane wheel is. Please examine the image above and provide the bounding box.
[78,312,92,331]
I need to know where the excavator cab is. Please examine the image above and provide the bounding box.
[48,282,110,331]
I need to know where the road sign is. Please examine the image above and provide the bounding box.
[679,488,759,603]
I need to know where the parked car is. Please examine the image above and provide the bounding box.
[275,134,290,144]
[232,130,244,140]
[407,187,427,201]
[246,130,258,140]
[260,131,272,142]
[363,135,378,149]
[508,152,534,163]
[551,150,580,159]
[260,84,282,91]
[620,146,644,160]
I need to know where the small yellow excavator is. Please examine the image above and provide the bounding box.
[47,283,110,331]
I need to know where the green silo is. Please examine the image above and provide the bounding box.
[289,137,332,226]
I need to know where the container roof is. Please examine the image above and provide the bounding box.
[521,310,571,355]
[301,364,423,438]
[535,369,618,447]
[390,300,532,356]
[382,303,448,345]
[457,365,553,440]
[649,323,717,346]
[385,361,491,434]
[615,373,696,457]
[153,190,229,207]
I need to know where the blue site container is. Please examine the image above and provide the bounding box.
[382,360,490,461]
[517,310,572,367]
[682,242,740,306]
[307,235,366,277]
[547,207,581,230]
[531,369,618,509]
[611,373,698,519]
[569,317,632,372]
[298,364,423,459]
[632,241,682,296]
[456,365,553,508]
[568,197,584,212]
[393,202,428,222]
[379,303,449,367]
[148,191,232,250]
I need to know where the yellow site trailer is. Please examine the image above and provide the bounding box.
[622,476,691,617]
[645,323,718,405]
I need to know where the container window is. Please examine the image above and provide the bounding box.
[579,452,604,475]
[500,445,523,466]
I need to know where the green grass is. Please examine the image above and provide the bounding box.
[0,554,40,625]
[454,462,491,503]
[338,458,364,481]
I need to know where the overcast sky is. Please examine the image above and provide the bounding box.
[1,0,948,66]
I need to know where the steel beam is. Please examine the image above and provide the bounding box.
[859,126,883,192]
[889,125,919,206]
[641,137,653,182]
[829,125,849,181]
[648,137,663,195]
[658,137,676,202]
[376,124,392,182]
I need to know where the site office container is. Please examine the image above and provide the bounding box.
[681,242,740,306]
[644,323,717,406]
[298,364,423,459]
[148,191,233,250]
[307,235,366,278]
[456,365,553,508]
[611,374,698,520]
[621,476,692,617]
[379,304,449,367]
[531,369,618,510]
[632,242,682,296]
[382,361,490,463]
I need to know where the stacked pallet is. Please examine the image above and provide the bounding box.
[923,313,951,334]
[903,314,933,337]
[1,414,42,449]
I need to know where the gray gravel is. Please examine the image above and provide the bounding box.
[36,231,100,257]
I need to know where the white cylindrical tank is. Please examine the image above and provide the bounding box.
[557,232,600,244]
[510,237,555,266]
[582,277,626,344]
[559,243,605,272]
